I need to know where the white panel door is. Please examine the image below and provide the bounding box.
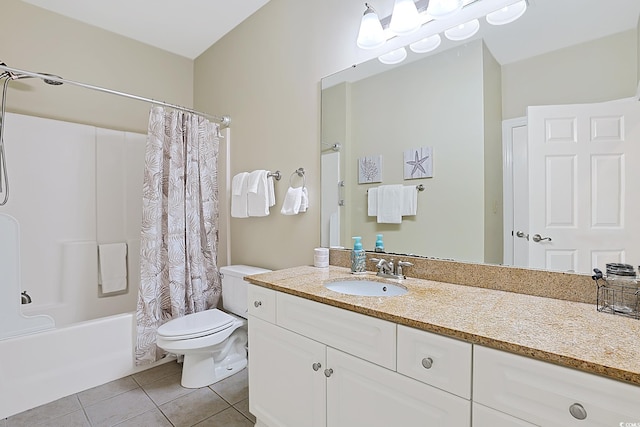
[527,98,640,273]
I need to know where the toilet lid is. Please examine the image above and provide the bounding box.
[157,309,235,340]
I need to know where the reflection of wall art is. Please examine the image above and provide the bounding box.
[358,155,382,184]
[404,146,432,179]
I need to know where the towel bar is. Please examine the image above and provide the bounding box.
[267,171,281,180]
[367,184,424,193]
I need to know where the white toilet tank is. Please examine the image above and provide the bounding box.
[220,265,271,318]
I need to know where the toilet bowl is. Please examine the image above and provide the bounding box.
[156,265,270,388]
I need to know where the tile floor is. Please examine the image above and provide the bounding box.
[2,362,255,427]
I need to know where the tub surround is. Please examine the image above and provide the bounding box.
[245,264,640,387]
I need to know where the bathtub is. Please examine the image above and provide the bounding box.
[0,312,172,419]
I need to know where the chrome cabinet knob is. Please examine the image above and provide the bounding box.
[421,357,433,369]
[254,301,262,308]
[324,368,334,378]
[569,403,587,420]
[312,362,322,371]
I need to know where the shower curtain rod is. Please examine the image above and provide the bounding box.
[0,64,231,127]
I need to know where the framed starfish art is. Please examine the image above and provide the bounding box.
[404,147,433,179]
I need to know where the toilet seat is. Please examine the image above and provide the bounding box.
[157,309,235,341]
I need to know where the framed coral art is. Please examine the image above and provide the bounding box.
[358,155,382,184]
[404,146,433,179]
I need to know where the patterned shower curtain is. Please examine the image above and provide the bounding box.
[136,106,221,365]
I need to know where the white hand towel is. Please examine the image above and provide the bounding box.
[98,243,128,293]
[231,172,249,218]
[401,185,418,216]
[267,176,276,207]
[247,170,271,217]
[367,187,378,216]
[299,187,309,212]
[377,184,403,224]
[280,186,303,215]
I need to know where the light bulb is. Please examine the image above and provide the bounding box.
[389,0,420,36]
[409,34,442,53]
[357,4,386,49]
[426,0,463,20]
[486,0,527,25]
[444,19,480,41]
[378,47,408,65]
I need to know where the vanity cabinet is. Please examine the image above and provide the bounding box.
[473,346,640,426]
[247,285,471,427]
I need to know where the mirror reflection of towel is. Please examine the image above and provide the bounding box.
[377,185,403,223]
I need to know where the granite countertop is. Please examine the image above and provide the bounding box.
[246,265,640,386]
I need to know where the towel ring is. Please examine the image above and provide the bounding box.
[289,167,306,188]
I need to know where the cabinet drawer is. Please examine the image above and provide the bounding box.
[474,346,640,426]
[397,325,472,399]
[472,403,536,427]
[247,284,276,323]
[277,292,396,369]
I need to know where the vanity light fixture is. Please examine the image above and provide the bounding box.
[357,0,528,65]
[426,0,464,20]
[389,0,421,36]
[444,18,480,41]
[485,0,527,25]
[409,34,441,53]
[357,3,386,49]
[378,47,408,64]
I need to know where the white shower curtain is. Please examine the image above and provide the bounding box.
[136,106,221,365]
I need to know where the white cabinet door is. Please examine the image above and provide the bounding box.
[472,403,536,427]
[248,316,326,427]
[474,346,640,426]
[327,347,470,427]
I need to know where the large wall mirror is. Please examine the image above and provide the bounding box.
[321,0,640,274]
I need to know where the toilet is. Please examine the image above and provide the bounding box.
[156,265,270,388]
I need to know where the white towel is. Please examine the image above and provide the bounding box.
[247,170,272,217]
[367,187,378,216]
[377,184,403,224]
[401,185,418,216]
[280,186,303,215]
[231,172,249,218]
[299,187,309,212]
[98,243,128,293]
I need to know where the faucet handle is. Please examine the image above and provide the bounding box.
[396,261,413,278]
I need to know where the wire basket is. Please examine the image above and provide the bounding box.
[593,270,640,319]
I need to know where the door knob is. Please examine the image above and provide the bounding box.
[324,368,333,378]
[532,234,552,243]
[515,231,529,240]
[312,362,322,371]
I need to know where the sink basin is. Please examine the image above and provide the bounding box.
[324,279,408,297]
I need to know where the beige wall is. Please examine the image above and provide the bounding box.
[194,0,369,270]
[0,0,193,133]
[482,43,503,265]
[502,30,637,120]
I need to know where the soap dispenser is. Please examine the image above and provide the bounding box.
[375,234,385,253]
[351,236,366,274]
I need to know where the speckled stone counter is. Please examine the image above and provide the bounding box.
[246,265,640,387]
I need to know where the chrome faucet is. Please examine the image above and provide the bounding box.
[370,258,413,279]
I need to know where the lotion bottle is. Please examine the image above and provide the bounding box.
[375,234,385,252]
[351,236,366,274]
